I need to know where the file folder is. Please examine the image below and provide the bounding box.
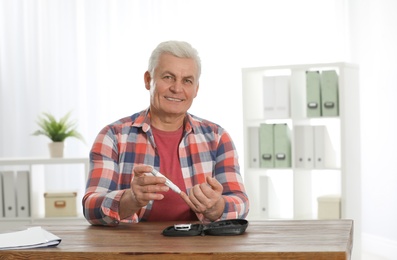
[273,124,291,168]
[274,76,290,118]
[313,125,336,168]
[1,171,17,218]
[259,123,274,168]
[16,171,30,217]
[248,127,260,168]
[306,71,321,117]
[263,76,290,119]
[262,76,276,118]
[294,125,314,169]
[321,70,339,117]
[259,175,269,219]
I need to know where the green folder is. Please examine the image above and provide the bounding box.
[259,123,274,168]
[321,70,339,117]
[273,124,291,168]
[306,71,322,117]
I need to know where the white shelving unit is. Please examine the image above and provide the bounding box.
[0,157,89,227]
[241,62,361,225]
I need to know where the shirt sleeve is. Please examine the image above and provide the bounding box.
[82,126,139,226]
[198,130,250,222]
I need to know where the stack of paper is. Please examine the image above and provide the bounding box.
[0,227,61,250]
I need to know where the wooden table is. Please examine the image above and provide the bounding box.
[1,219,353,259]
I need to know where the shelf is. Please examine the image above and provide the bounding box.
[0,157,89,226]
[242,62,360,222]
[0,157,89,166]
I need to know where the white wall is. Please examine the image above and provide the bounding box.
[349,0,397,258]
[0,1,350,208]
[0,0,349,161]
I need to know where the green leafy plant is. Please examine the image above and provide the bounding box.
[33,111,84,142]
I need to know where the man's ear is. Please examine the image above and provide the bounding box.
[144,71,151,90]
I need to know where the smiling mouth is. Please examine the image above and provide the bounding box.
[165,97,184,102]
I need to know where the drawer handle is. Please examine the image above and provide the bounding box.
[54,200,66,208]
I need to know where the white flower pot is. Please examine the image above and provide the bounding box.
[48,142,65,158]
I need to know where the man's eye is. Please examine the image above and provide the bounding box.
[163,75,175,82]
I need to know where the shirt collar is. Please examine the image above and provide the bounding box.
[132,108,194,134]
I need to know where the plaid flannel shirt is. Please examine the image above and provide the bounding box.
[83,109,249,225]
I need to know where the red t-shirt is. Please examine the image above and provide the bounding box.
[147,126,198,221]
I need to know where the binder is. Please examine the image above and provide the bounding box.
[16,171,30,217]
[313,125,336,168]
[248,127,260,168]
[0,174,3,217]
[263,76,290,119]
[1,171,17,218]
[259,123,274,168]
[294,125,314,169]
[262,76,276,118]
[306,71,322,117]
[321,70,339,117]
[259,175,269,219]
[273,124,291,168]
[273,76,290,119]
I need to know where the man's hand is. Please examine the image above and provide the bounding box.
[119,165,169,219]
[180,176,225,221]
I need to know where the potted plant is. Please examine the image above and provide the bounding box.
[33,111,85,158]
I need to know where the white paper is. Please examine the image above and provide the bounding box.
[0,226,61,250]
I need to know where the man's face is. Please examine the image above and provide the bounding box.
[145,53,199,118]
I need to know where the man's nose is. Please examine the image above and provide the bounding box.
[170,81,183,92]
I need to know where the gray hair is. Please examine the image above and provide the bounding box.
[148,40,201,79]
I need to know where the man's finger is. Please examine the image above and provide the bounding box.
[133,165,153,177]
[206,176,223,192]
[180,191,199,212]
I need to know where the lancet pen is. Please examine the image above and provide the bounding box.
[150,168,182,194]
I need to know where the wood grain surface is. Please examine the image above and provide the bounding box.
[0,219,353,259]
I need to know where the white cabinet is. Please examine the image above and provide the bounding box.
[0,157,89,227]
[242,63,361,223]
